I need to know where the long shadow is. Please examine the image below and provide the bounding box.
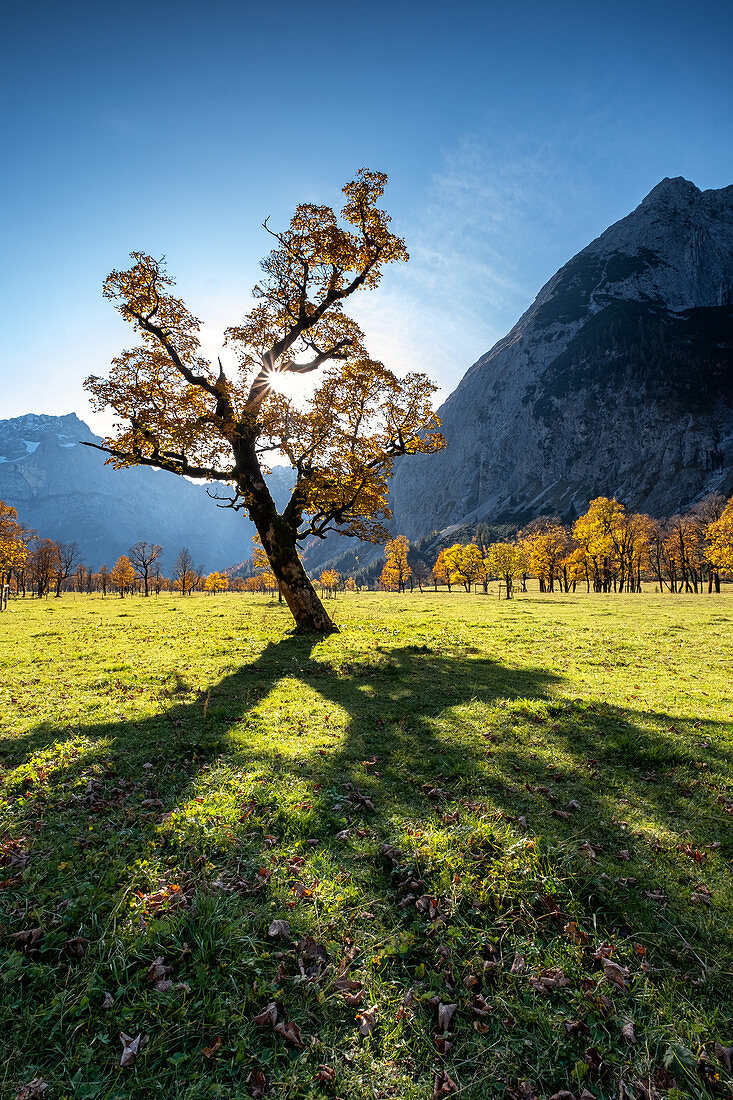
[1,635,732,1096]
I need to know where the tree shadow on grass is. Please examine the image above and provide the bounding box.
[1,635,732,1098]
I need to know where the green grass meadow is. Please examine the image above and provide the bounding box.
[1,590,732,1100]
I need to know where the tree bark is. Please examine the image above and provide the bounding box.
[258,518,337,633]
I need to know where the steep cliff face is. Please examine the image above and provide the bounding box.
[0,413,293,571]
[391,178,733,536]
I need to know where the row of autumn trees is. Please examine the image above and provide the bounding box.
[0,502,242,603]
[379,493,733,597]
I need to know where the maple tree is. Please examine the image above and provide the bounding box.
[204,571,229,592]
[84,170,445,633]
[318,569,339,596]
[432,548,454,591]
[0,501,29,607]
[444,543,485,592]
[519,518,569,593]
[380,535,411,592]
[129,541,163,596]
[111,555,135,597]
[704,495,733,577]
[486,542,528,598]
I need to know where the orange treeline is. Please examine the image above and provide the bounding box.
[418,492,733,597]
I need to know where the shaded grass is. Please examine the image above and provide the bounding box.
[0,590,732,1099]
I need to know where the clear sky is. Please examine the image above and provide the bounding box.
[1,0,732,434]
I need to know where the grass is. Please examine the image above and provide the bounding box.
[0,589,731,1100]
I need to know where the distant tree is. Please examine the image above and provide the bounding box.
[0,502,28,606]
[344,576,357,592]
[412,559,433,593]
[150,562,166,595]
[98,563,111,596]
[486,542,528,599]
[318,569,339,597]
[704,495,733,581]
[689,493,727,592]
[54,541,79,597]
[173,548,196,596]
[204,571,229,593]
[129,541,163,596]
[380,535,411,592]
[519,517,569,593]
[29,539,60,598]
[432,548,453,591]
[444,543,485,592]
[111,555,135,597]
[83,170,445,634]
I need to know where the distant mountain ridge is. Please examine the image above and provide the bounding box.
[0,412,293,572]
[390,177,733,537]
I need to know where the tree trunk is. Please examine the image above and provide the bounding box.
[255,516,337,634]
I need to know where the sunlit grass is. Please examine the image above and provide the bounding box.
[0,590,731,1099]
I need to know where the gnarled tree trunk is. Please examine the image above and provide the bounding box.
[240,447,337,634]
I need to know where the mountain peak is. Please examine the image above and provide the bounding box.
[641,176,701,206]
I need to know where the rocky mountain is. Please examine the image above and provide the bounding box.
[0,413,293,572]
[391,177,733,538]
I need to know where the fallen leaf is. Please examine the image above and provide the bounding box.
[101,991,114,1009]
[437,1001,457,1031]
[433,1070,458,1096]
[510,952,527,974]
[202,1037,222,1058]
[267,919,292,940]
[564,922,588,944]
[246,1068,268,1097]
[621,1018,636,1043]
[146,957,172,984]
[253,1002,278,1027]
[714,1042,732,1071]
[274,1019,304,1047]
[617,850,631,861]
[313,1065,336,1084]
[564,1019,591,1038]
[529,967,570,994]
[15,1079,48,1100]
[120,1031,147,1067]
[601,958,630,990]
[357,1006,377,1036]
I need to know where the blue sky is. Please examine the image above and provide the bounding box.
[1,0,732,432]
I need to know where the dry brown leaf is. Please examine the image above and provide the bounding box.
[15,1079,49,1100]
[564,921,588,944]
[621,1017,636,1043]
[202,1037,222,1058]
[529,967,570,993]
[246,1068,268,1097]
[253,1002,278,1027]
[267,919,292,940]
[357,1005,377,1036]
[437,1001,457,1031]
[617,849,632,861]
[313,1065,336,1084]
[433,1070,458,1097]
[510,952,527,974]
[120,1031,147,1067]
[154,979,173,992]
[101,991,114,1009]
[274,1019,304,1047]
[146,957,172,984]
[601,958,630,990]
[715,1042,732,1071]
